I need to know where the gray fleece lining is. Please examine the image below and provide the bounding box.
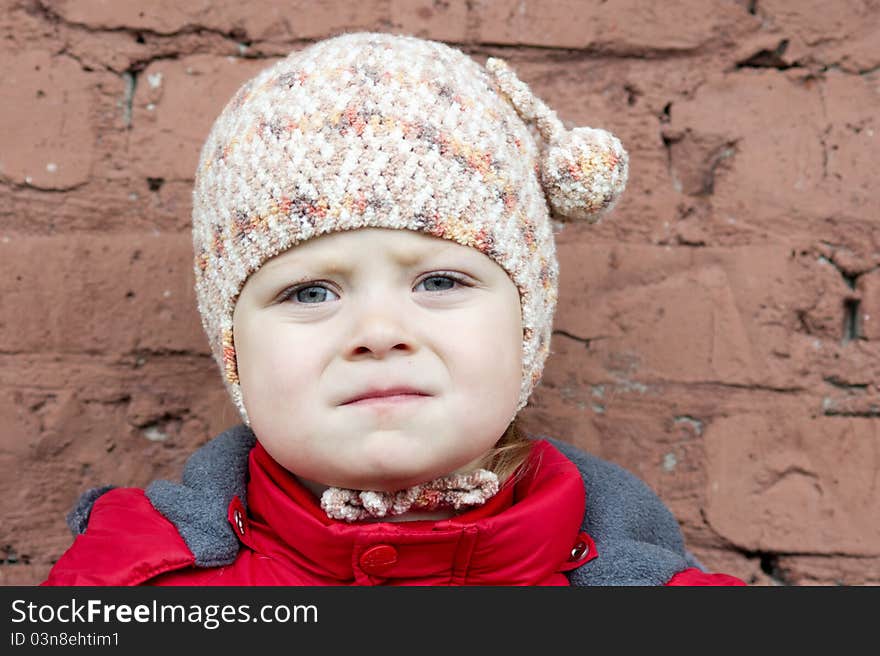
[145,424,256,567]
[66,485,116,536]
[70,425,694,583]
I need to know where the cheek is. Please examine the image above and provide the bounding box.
[446,303,522,391]
[236,323,324,415]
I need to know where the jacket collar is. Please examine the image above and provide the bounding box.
[239,438,586,585]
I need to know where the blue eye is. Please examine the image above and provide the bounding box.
[417,275,459,292]
[291,285,339,304]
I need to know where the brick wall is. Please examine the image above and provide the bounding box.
[2,0,878,585]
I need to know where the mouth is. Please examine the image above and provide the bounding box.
[341,386,431,405]
[343,393,430,407]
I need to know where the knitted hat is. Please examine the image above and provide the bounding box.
[192,31,628,427]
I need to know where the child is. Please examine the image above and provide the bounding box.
[44,31,744,586]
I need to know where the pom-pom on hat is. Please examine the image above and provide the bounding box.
[484,57,628,221]
[191,31,628,427]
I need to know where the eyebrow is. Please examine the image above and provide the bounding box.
[263,248,458,274]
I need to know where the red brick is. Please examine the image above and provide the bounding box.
[778,554,880,586]
[859,269,880,341]
[0,50,95,189]
[390,0,468,42]
[664,70,828,227]
[474,0,754,51]
[0,233,205,354]
[820,71,878,218]
[554,242,803,387]
[704,412,880,556]
[52,0,392,41]
[759,0,880,73]
[130,55,275,181]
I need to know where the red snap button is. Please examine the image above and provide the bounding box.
[359,544,398,576]
[227,496,248,537]
[569,531,597,563]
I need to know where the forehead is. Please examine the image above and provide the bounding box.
[260,227,480,271]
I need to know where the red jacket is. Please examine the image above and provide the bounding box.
[43,426,745,586]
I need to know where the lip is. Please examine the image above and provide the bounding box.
[344,394,430,407]
[341,387,431,405]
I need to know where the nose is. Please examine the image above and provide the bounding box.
[344,298,417,360]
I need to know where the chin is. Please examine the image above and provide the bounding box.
[345,471,439,493]
[348,440,444,482]
[338,460,458,492]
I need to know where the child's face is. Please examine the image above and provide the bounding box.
[232,227,523,492]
